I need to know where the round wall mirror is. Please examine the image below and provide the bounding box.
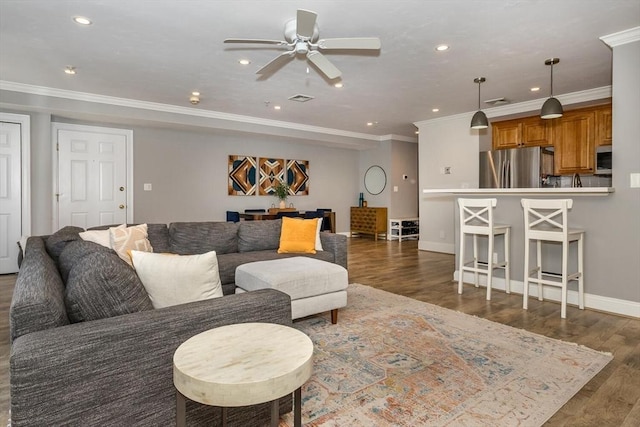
[364,165,386,195]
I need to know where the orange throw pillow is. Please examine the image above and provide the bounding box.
[277,217,318,254]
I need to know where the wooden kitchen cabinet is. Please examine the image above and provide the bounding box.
[492,116,551,149]
[553,109,596,175]
[595,104,612,146]
[350,207,387,241]
[492,119,522,149]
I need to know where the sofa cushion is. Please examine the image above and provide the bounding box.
[146,223,170,253]
[45,226,84,263]
[58,240,114,283]
[169,222,239,255]
[131,250,223,308]
[10,237,70,341]
[238,219,281,252]
[65,251,153,323]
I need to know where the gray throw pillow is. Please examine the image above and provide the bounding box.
[58,240,114,283]
[65,251,153,323]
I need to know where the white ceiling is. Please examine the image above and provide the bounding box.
[1,0,639,140]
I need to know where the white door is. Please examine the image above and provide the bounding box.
[0,122,22,273]
[57,127,129,229]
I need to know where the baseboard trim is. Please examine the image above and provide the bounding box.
[453,270,640,318]
[419,241,455,254]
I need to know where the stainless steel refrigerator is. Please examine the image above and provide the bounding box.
[479,146,555,188]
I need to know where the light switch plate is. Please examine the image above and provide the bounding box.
[143,183,152,191]
[393,186,399,192]
[630,173,640,188]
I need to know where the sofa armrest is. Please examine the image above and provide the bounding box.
[319,232,348,269]
[10,289,292,427]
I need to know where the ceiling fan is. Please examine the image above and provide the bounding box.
[224,9,381,80]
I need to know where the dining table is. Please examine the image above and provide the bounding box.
[238,210,336,233]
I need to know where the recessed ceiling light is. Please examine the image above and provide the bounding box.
[432,108,440,112]
[191,91,200,96]
[274,105,281,110]
[238,59,251,65]
[530,87,541,92]
[367,122,374,126]
[415,130,419,135]
[334,82,343,88]
[64,66,76,75]
[435,44,449,52]
[73,16,92,25]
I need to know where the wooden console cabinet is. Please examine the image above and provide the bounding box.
[350,207,387,241]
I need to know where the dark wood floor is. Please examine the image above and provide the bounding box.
[1,238,638,426]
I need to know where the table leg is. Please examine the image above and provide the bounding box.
[294,387,302,427]
[222,407,228,427]
[271,399,279,427]
[176,391,186,427]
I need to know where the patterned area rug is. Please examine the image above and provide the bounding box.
[281,283,612,426]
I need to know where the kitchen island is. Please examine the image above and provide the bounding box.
[419,186,637,318]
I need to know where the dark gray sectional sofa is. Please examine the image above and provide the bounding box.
[9,219,347,426]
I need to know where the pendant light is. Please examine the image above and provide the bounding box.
[470,77,488,129]
[540,58,563,119]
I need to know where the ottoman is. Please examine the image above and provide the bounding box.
[235,257,348,324]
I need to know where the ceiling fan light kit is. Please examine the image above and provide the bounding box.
[541,57,563,119]
[224,9,381,80]
[470,77,489,130]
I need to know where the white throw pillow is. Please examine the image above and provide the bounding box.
[315,217,324,251]
[79,224,126,247]
[130,250,223,309]
[110,223,153,267]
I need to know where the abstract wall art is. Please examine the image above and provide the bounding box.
[258,158,285,195]
[228,155,257,195]
[286,159,309,195]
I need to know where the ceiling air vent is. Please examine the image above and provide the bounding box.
[484,97,510,106]
[288,94,315,102]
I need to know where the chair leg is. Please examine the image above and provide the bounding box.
[536,240,543,302]
[578,234,585,310]
[473,234,479,287]
[523,238,530,310]
[458,233,465,295]
[486,234,494,301]
[560,239,569,319]
[504,229,511,294]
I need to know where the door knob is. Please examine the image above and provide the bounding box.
[119,204,125,209]
[119,186,125,191]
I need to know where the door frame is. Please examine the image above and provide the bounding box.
[51,123,134,230]
[0,112,31,239]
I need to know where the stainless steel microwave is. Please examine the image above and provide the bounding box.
[595,145,612,175]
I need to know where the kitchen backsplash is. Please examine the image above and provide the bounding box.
[544,175,612,188]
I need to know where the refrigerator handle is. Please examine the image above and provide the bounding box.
[504,159,511,188]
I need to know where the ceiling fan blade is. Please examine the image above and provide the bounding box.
[296,9,317,39]
[256,51,295,75]
[317,37,381,50]
[306,51,341,80]
[224,38,288,45]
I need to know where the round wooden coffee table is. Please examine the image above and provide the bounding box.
[173,322,313,427]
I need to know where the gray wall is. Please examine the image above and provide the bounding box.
[417,38,640,304]
[2,108,421,235]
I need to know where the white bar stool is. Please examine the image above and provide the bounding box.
[521,198,585,318]
[457,198,511,300]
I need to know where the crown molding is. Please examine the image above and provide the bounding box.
[414,86,612,127]
[600,26,640,48]
[0,80,384,143]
